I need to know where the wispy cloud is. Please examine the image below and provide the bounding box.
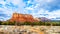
[0,0,60,21]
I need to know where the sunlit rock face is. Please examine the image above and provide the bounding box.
[9,12,39,22]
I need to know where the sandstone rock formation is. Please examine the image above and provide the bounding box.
[9,12,39,22]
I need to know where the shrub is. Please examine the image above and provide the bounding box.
[1,21,15,25]
[23,21,31,25]
[0,21,2,25]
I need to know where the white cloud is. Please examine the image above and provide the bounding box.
[34,9,60,20]
[11,0,20,5]
[25,7,34,10]
[0,0,60,21]
[46,0,53,2]
[0,1,6,5]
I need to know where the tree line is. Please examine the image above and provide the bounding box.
[0,21,60,26]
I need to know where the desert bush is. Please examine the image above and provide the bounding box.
[45,22,51,26]
[23,21,32,25]
[0,21,2,25]
[1,21,15,25]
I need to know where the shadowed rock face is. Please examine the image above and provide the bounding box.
[9,13,38,22]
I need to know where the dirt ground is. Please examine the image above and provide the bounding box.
[0,25,60,34]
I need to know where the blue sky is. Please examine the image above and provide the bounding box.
[0,0,60,21]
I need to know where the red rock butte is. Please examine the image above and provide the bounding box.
[9,12,39,22]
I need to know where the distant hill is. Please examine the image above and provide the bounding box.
[38,17,51,22]
[50,20,60,22]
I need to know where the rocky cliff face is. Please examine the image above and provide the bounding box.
[9,13,39,22]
